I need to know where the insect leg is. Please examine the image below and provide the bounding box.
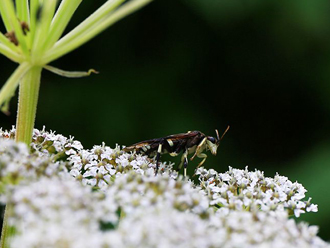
[179,149,189,177]
[192,152,208,177]
[191,137,207,161]
[183,155,189,177]
[196,152,207,168]
[155,139,165,175]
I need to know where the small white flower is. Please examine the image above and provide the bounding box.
[307,204,318,213]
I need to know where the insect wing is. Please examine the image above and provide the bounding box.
[123,131,201,154]
[123,138,162,153]
[165,131,200,142]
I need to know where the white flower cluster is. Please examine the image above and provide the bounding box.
[209,210,327,248]
[8,175,326,248]
[7,177,115,248]
[105,207,222,248]
[5,176,213,248]
[107,207,328,248]
[0,127,328,248]
[0,126,83,159]
[7,178,329,248]
[0,139,66,190]
[196,166,318,217]
[0,139,29,177]
[31,127,83,157]
[104,172,210,216]
[68,143,176,189]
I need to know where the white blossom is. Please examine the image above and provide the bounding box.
[0,127,328,248]
[68,142,176,189]
[196,166,317,217]
[210,210,329,248]
[7,177,117,248]
[104,171,210,216]
[0,126,83,159]
[103,207,224,248]
[0,139,68,190]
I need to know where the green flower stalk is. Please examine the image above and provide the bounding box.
[0,1,152,247]
[0,0,152,145]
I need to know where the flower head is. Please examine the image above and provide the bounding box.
[196,166,318,217]
[0,127,328,248]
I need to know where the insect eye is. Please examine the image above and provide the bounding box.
[207,137,216,143]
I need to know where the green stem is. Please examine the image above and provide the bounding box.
[16,66,42,145]
[0,205,13,248]
[0,67,42,247]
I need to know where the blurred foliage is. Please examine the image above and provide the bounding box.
[0,0,330,241]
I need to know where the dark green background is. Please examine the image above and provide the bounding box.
[1,0,330,241]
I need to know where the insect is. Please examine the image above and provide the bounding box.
[123,126,230,176]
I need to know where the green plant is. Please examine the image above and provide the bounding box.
[0,1,152,246]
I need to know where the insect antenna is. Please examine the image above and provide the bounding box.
[216,125,230,142]
[217,125,230,140]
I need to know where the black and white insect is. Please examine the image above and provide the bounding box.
[123,126,230,176]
